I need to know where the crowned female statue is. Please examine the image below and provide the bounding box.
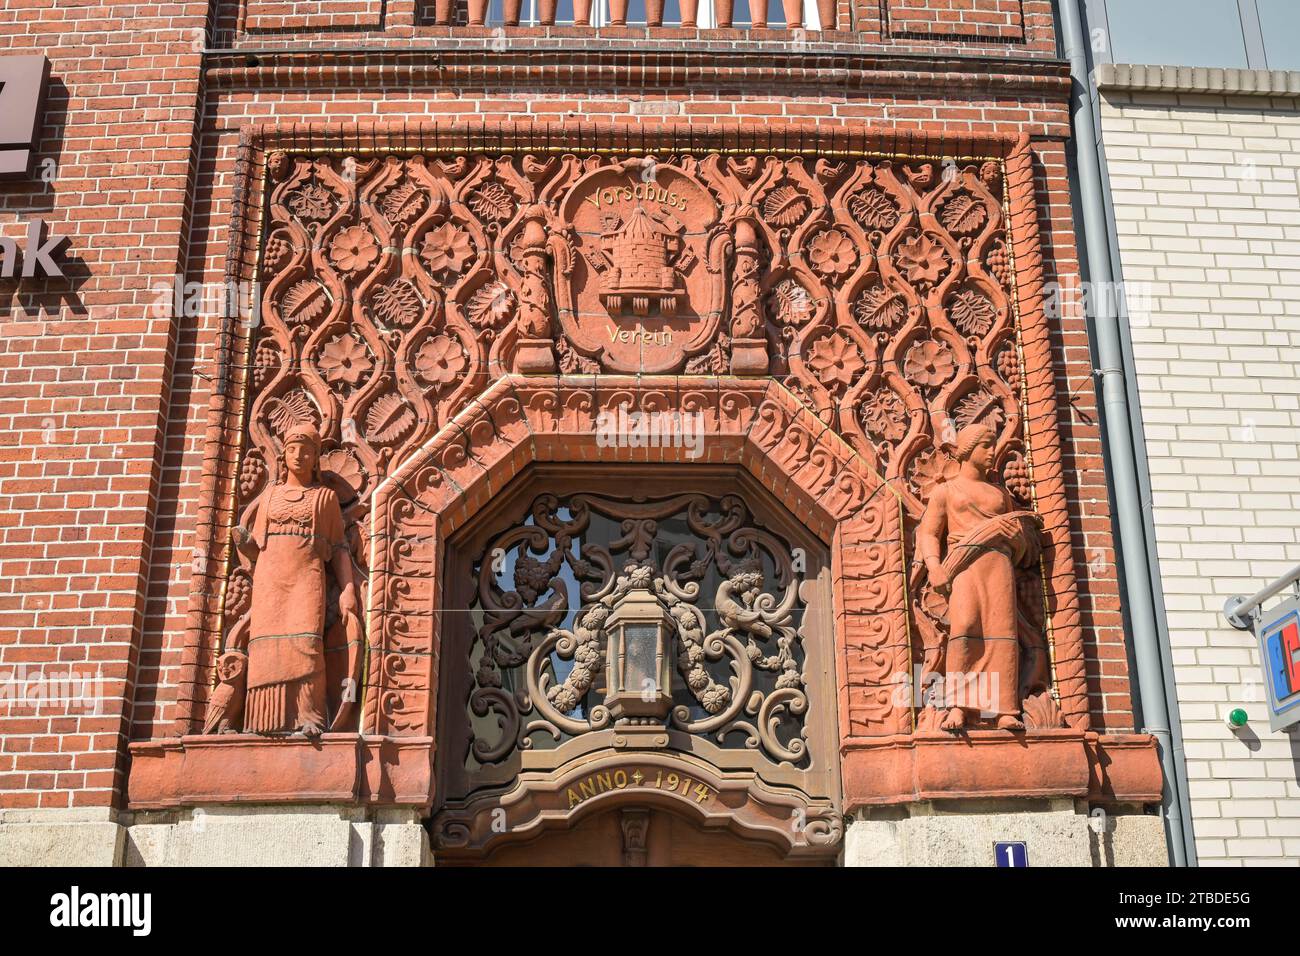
[916,422,1041,732]
[233,422,358,736]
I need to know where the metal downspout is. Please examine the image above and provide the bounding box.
[1056,0,1188,866]
[1085,56,1198,866]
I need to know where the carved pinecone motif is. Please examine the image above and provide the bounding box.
[238,453,266,500]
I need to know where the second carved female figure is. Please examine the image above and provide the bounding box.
[916,422,1049,731]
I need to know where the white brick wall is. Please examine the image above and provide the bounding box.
[1100,88,1300,866]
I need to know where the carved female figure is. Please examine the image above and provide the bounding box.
[234,423,357,736]
[916,422,1039,732]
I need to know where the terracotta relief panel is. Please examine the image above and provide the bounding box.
[220,138,1074,732]
[131,124,1162,818]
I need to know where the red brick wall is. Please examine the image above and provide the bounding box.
[1,0,1135,814]
[0,2,208,808]
[210,0,1058,53]
[883,0,1028,43]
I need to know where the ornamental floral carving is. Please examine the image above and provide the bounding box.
[859,388,908,443]
[287,180,335,222]
[421,223,473,276]
[379,179,427,227]
[281,279,329,327]
[895,234,947,285]
[808,229,856,278]
[318,333,373,387]
[949,286,997,337]
[466,280,515,329]
[414,334,467,386]
[468,180,515,224]
[197,136,1091,764]
[371,279,423,330]
[903,339,956,388]
[910,447,959,499]
[853,283,905,332]
[939,191,987,235]
[329,226,380,273]
[768,278,815,327]
[761,183,812,228]
[806,332,864,392]
[848,186,900,231]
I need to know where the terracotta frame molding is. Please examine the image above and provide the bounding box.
[361,375,907,740]
[137,121,1160,813]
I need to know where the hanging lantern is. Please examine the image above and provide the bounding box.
[604,585,673,725]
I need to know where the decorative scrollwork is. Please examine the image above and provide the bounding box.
[464,493,812,767]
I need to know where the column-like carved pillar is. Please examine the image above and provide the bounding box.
[729,216,769,375]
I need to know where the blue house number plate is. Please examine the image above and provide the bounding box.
[994,841,1028,867]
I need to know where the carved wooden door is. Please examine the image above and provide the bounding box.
[430,466,843,864]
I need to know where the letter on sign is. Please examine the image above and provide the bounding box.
[0,55,50,178]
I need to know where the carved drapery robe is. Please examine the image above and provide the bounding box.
[236,483,346,733]
[918,477,1037,720]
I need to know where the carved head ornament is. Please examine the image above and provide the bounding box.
[954,421,995,462]
[280,422,324,483]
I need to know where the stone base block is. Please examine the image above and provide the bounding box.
[0,805,432,867]
[124,805,432,867]
[844,799,1169,867]
[0,808,126,866]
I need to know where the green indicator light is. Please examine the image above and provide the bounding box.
[1227,708,1249,729]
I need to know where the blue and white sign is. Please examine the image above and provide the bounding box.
[1255,596,1300,732]
[994,841,1028,867]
